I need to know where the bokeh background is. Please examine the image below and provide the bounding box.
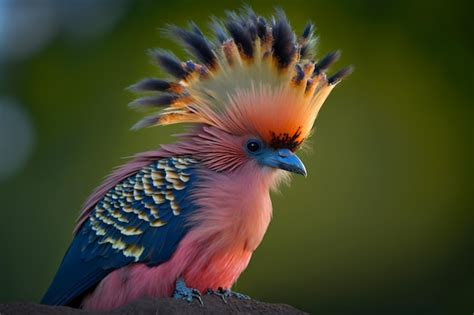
[0,0,473,314]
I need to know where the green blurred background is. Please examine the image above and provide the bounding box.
[0,0,473,314]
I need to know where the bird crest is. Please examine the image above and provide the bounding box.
[129,8,352,150]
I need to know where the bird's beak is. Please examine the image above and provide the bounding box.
[262,149,307,177]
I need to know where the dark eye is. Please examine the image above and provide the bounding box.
[246,140,261,153]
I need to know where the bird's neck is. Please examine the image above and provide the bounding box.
[187,162,286,253]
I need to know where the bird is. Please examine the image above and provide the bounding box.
[41,7,352,311]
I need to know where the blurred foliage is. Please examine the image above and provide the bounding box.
[0,0,473,314]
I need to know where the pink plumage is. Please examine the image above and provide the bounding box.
[81,127,285,310]
[83,160,280,311]
[42,7,351,311]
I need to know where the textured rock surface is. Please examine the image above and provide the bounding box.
[0,295,307,314]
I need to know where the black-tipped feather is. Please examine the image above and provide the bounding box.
[272,13,296,68]
[129,94,179,109]
[129,8,352,131]
[257,17,267,40]
[131,115,160,130]
[293,64,305,83]
[226,20,253,58]
[302,22,314,39]
[241,6,258,41]
[190,22,205,38]
[127,79,172,92]
[314,51,341,75]
[211,18,228,43]
[241,5,257,24]
[299,22,315,59]
[170,27,217,68]
[150,50,189,79]
[247,24,257,41]
[328,66,354,85]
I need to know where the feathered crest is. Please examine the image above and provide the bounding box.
[129,7,352,149]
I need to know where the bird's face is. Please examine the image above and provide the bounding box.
[243,136,307,177]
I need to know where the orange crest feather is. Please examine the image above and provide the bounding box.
[129,8,352,149]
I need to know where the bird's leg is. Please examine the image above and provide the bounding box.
[173,277,203,305]
[206,287,250,303]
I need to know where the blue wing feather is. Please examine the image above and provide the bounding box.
[41,157,199,306]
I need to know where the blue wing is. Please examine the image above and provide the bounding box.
[41,157,199,306]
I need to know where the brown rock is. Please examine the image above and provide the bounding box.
[0,295,308,314]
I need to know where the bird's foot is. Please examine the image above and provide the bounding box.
[173,277,203,305]
[206,287,250,303]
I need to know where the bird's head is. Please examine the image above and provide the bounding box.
[129,8,351,177]
[244,137,307,177]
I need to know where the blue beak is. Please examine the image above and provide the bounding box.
[261,148,307,177]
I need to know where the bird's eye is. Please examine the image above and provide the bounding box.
[246,140,261,153]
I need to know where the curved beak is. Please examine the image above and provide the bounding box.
[261,149,307,177]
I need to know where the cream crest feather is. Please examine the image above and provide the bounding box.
[128,7,352,149]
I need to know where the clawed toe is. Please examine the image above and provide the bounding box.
[232,291,250,300]
[173,277,203,305]
[206,287,250,303]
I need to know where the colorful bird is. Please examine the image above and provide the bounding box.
[41,7,351,311]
